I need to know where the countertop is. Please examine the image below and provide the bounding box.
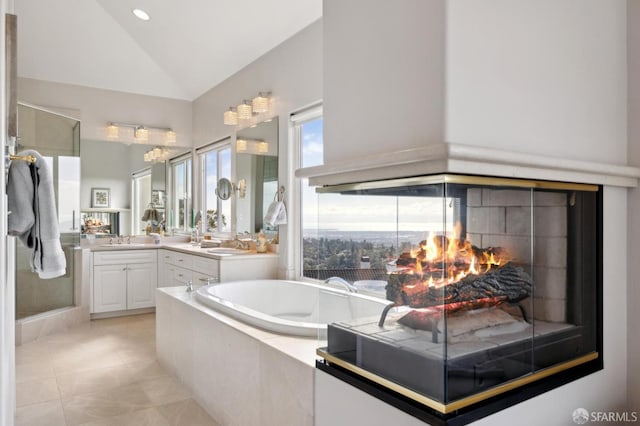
[84,240,279,261]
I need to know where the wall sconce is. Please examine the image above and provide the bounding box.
[224,107,238,126]
[237,178,247,199]
[236,139,247,152]
[237,101,253,120]
[106,122,176,145]
[252,92,271,113]
[257,141,269,154]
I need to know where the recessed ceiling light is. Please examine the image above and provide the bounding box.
[132,8,150,21]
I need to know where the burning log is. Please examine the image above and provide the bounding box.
[386,262,532,308]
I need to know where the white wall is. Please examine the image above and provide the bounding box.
[192,19,323,278]
[17,77,192,145]
[627,0,640,411]
[323,0,445,165]
[446,0,627,164]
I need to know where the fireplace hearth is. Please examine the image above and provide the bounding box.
[313,174,602,424]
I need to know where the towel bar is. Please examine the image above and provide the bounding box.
[9,154,36,163]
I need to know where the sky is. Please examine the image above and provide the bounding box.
[300,118,454,233]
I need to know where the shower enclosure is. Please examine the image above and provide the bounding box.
[15,104,80,319]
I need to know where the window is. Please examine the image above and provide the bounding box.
[197,140,231,235]
[131,169,151,235]
[292,105,324,278]
[55,156,80,233]
[169,154,192,233]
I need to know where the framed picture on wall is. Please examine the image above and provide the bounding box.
[152,189,165,208]
[91,188,110,208]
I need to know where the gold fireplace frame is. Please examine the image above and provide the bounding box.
[317,349,599,414]
[315,174,599,194]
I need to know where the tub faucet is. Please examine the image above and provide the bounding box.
[324,277,358,293]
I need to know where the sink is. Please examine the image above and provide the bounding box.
[206,247,248,255]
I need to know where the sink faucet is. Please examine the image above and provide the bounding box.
[233,235,250,250]
[323,277,358,293]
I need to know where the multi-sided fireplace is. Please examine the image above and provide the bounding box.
[313,174,603,424]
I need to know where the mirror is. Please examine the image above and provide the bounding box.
[80,140,168,235]
[215,177,233,200]
[235,118,278,235]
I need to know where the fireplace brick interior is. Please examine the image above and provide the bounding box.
[466,188,568,323]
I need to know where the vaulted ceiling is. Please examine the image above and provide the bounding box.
[15,0,322,101]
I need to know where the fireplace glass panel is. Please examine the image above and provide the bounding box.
[312,175,601,414]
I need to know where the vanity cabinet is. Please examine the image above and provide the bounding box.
[158,248,278,288]
[158,249,219,287]
[92,250,158,313]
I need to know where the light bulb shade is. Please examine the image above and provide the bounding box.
[237,101,253,120]
[165,130,177,145]
[252,93,270,113]
[223,107,238,125]
[106,124,119,139]
[135,127,149,142]
[144,152,151,162]
[257,141,269,154]
[236,139,247,152]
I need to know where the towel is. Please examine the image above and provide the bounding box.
[7,150,67,279]
[264,200,287,226]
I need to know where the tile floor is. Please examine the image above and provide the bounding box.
[14,313,220,426]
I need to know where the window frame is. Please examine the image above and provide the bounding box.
[291,104,323,281]
[196,138,232,237]
[168,152,193,234]
[131,168,152,235]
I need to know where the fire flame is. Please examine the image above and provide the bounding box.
[400,222,508,289]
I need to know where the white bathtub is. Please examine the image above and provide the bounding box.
[195,279,390,337]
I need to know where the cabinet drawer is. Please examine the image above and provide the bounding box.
[172,252,194,269]
[173,266,193,285]
[192,256,219,276]
[158,249,175,265]
[94,250,157,265]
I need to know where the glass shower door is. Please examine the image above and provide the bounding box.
[15,104,80,319]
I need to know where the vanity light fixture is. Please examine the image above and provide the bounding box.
[257,141,269,154]
[132,8,150,21]
[144,146,171,163]
[134,126,149,142]
[252,92,271,113]
[106,123,119,139]
[237,101,253,120]
[223,91,273,126]
[165,130,177,145]
[236,139,247,152]
[223,107,238,126]
[105,122,176,145]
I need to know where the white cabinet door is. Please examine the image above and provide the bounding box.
[93,264,127,313]
[127,262,157,309]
